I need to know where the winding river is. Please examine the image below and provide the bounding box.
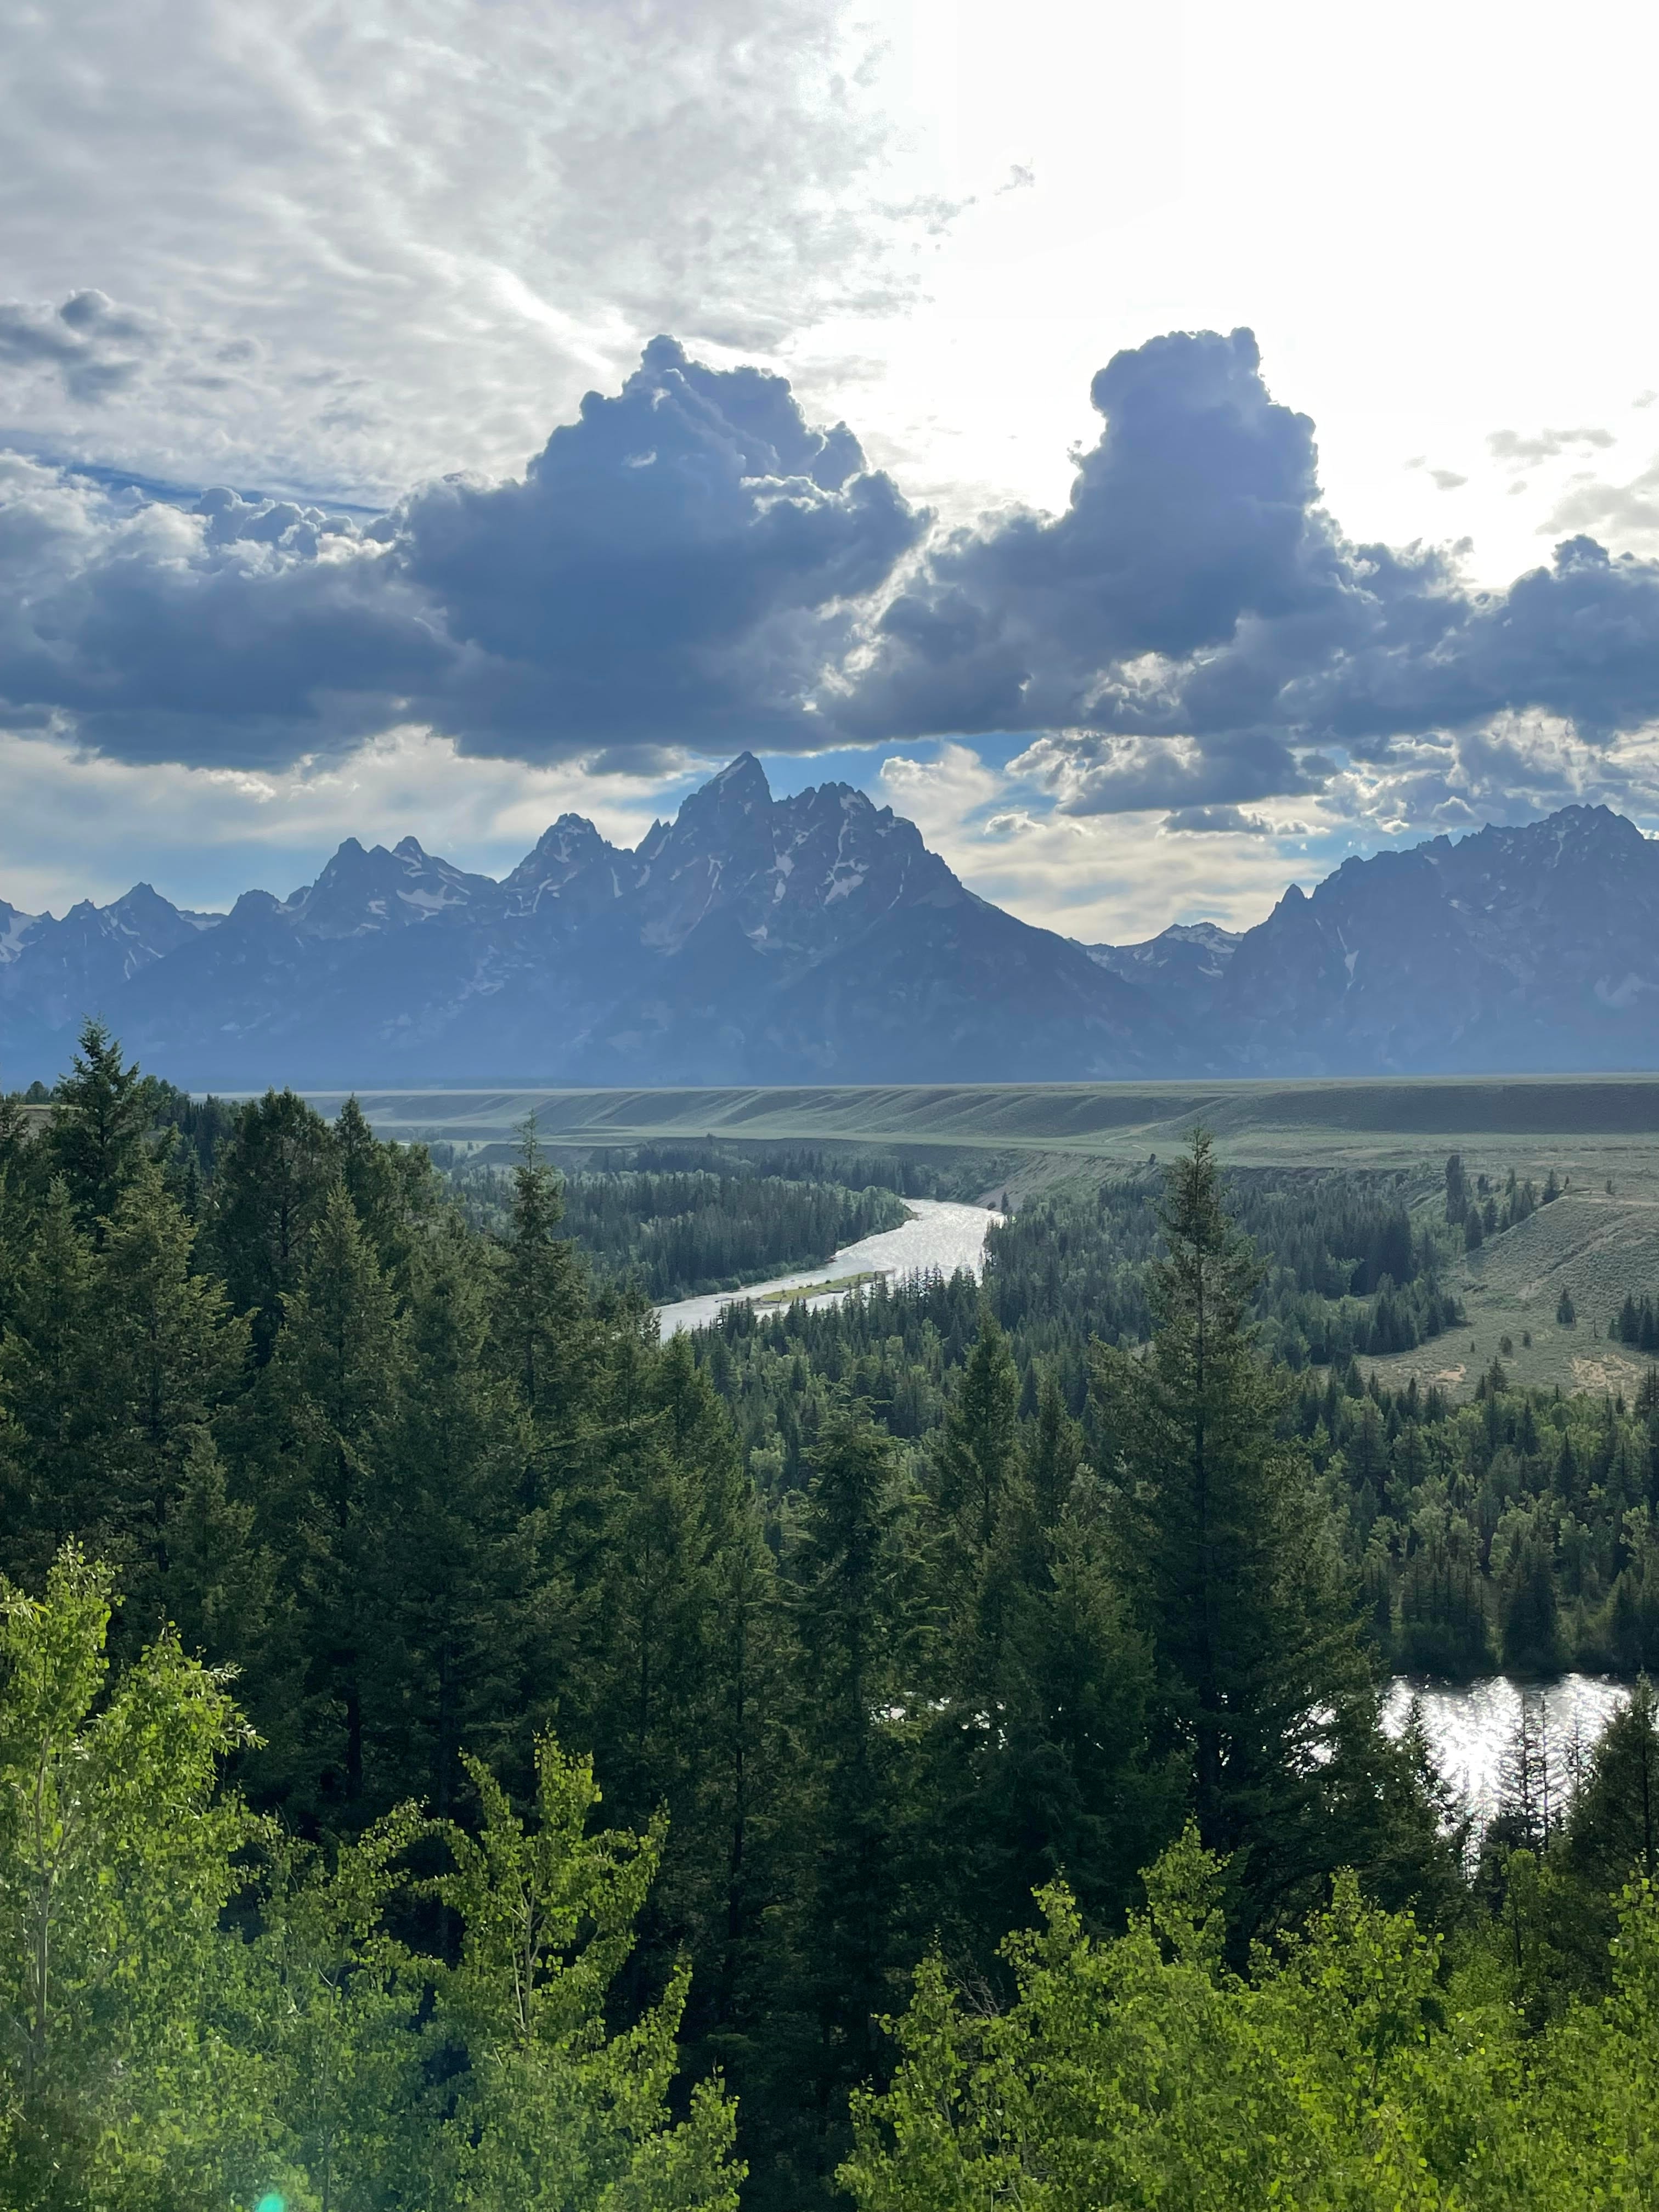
[655,1197,1002,1336]
[659,1216,1634,1821]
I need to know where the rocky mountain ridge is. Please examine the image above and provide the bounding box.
[3,770,1656,1087]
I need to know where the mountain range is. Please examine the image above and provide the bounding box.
[4,757,1659,1088]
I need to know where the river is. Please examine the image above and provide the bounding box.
[661,1220,1632,1826]
[1383,1673,1632,1822]
[655,1197,1002,1336]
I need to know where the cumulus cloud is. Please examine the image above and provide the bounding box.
[831,329,1659,832]
[12,321,1659,844]
[877,741,1003,836]
[840,329,1343,743]
[0,456,445,765]
[0,342,921,764]
[1008,730,1330,818]
[1543,456,1659,548]
[398,338,921,751]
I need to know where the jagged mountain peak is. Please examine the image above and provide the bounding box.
[502,812,630,916]
[708,750,771,801]
[509,812,611,868]
[1085,917,1243,1001]
[668,752,774,844]
[290,833,501,938]
[8,777,1659,1087]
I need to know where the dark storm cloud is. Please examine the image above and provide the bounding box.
[396,336,919,751]
[838,329,1348,741]
[7,326,1659,801]
[0,338,921,765]
[0,465,447,765]
[833,330,1659,816]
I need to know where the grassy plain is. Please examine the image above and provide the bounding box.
[325,1078,1659,1400]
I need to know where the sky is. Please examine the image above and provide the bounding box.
[6,0,1659,944]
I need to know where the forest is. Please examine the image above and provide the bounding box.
[5,1024,1659,2207]
[447,1157,907,1301]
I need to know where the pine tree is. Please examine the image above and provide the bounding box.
[374,1217,532,1821]
[1444,1153,1468,1226]
[583,1335,727,1822]
[935,1305,1020,1555]
[490,1116,596,1450]
[86,1157,249,1625]
[44,1019,151,1242]
[1500,1523,1565,1674]
[1093,1131,1372,1934]
[211,1089,338,1362]
[335,1093,434,1280]
[256,1183,402,1817]
[0,1180,101,1583]
[1567,1677,1659,1891]
[780,1406,921,2206]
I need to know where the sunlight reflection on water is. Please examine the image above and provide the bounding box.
[1383,1674,1632,1822]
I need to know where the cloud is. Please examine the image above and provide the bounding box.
[1542,456,1659,548]
[398,338,921,751]
[1429,469,1468,491]
[1162,804,1272,834]
[0,289,162,403]
[1488,425,1616,466]
[830,331,1659,825]
[0,722,678,916]
[0,455,446,766]
[0,342,922,764]
[1008,730,1330,817]
[0,0,932,500]
[13,321,1659,833]
[840,328,1340,746]
[877,741,1003,836]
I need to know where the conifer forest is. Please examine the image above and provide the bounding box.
[11,1024,1659,2208]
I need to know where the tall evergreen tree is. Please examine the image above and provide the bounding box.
[0,1180,100,1584]
[335,1092,436,1281]
[1025,1362,1085,1529]
[87,1158,249,1624]
[490,1116,595,1451]
[375,1217,532,1821]
[1093,1130,1372,1934]
[211,1088,338,1361]
[1567,1676,1659,1891]
[255,1183,402,1818]
[44,1019,151,1242]
[776,1405,921,2208]
[935,1305,1020,1555]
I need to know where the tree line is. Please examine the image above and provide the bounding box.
[450,1162,907,1301]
